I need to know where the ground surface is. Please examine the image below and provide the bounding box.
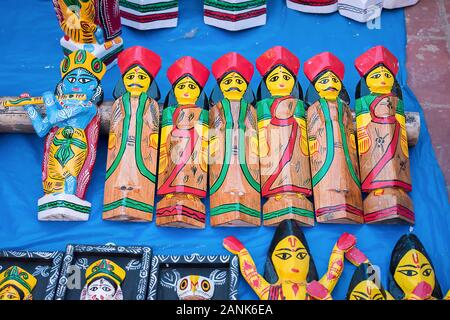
[406,0,450,199]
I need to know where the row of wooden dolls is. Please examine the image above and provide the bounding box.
[16,44,413,229]
[0,221,447,300]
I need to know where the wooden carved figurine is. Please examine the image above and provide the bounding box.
[204,0,267,31]
[389,234,443,300]
[223,219,358,300]
[286,0,338,14]
[156,57,210,228]
[22,50,106,221]
[256,46,314,227]
[103,46,162,222]
[209,52,261,227]
[119,0,179,30]
[354,46,414,224]
[0,266,37,300]
[53,0,123,68]
[81,259,126,300]
[304,52,363,224]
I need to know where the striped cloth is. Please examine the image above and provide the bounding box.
[119,0,178,30]
[286,0,338,14]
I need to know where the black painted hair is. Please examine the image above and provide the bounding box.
[263,219,318,284]
[388,233,443,300]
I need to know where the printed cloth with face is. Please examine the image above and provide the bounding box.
[223,219,359,300]
[103,46,162,222]
[80,259,126,300]
[304,52,363,224]
[388,234,443,300]
[0,266,37,300]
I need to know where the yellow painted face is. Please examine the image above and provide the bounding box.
[174,76,201,105]
[271,235,310,282]
[314,71,342,101]
[219,72,247,101]
[0,285,21,300]
[123,66,152,96]
[265,66,295,97]
[394,249,435,296]
[349,281,385,300]
[366,66,395,94]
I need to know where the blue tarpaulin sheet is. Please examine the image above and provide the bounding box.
[0,0,448,300]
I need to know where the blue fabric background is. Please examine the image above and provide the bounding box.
[0,0,448,300]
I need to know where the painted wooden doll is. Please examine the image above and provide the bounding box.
[389,234,443,300]
[52,0,123,68]
[346,262,395,300]
[103,46,162,222]
[286,0,338,14]
[304,52,363,224]
[204,0,267,31]
[223,219,358,300]
[209,52,261,227]
[354,46,414,224]
[156,57,210,228]
[23,50,106,221]
[256,46,314,227]
[0,266,37,300]
[81,259,126,300]
[119,0,179,30]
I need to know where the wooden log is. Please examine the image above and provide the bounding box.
[0,96,421,146]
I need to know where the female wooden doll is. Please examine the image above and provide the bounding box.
[256,46,314,227]
[389,234,443,300]
[354,46,414,224]
[0,266,37,300]
[304,52,363,224]
[223,219,358,300]
[346,262,395,300]
[209,52,261,226]
[22,50,106,221]
[103,46,162,222]
[156,56,210,228]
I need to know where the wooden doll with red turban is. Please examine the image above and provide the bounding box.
[255,46,314,227]
[354,46,414,224]
[304,52,363,224]
[209,52,261,227]
[156,57,210,228]
[103,46,162,222]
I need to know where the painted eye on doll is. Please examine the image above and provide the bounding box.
[201,280,211,292]
[177,84,185,90]
[371,73,381,79]
[180,279,188,290]
[269,75,279,82]
[283,75,291,81]
[319,78,329,84]
[398,269,418,277]
[126,74,134,80]
[296,252,307,260]
[188,84,196,90]
[236,79,244,84]
[384,73,392,78]
[90,286,99,291]
[275,252,292,260]
[102,286,112,292]
[138,75,147,80]
[423,268,432,277]
[332,77,339,83]
[79,78,92,84]
[224,79,233,85]
[67,77,76,83]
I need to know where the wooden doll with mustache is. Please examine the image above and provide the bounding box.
[304,52,363,224]
[209,52,261,226]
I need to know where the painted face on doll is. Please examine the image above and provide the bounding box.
[314,71,342,101]
[219,72,247,101]
[62,68,99,101]
[0,285,21,300]
[265,66,295,97]
[366,66,394,95]
[271,235,310,282]
[349,281,385,300]
[123,66,151,96]
[394,249,435,296]
[174,76,201,105]
[85,278,117,300]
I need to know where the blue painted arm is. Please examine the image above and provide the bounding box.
[24,105,52,138]
[43,92,95,125]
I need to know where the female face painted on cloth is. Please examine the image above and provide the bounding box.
[83,277,119,300]
[314,71,342,101]
[0,285,21,300]
[62,68,99,101]
[173,76,201,105]
[394,249,435,297]
[265,66,295,97]
[271,235,310,283]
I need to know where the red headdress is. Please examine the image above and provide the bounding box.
[167,56,210,88]
[212,52,254,83]
[256,46,300,77]
[118,46,162,78]
[354,46,399,77]
[304,52,345,83]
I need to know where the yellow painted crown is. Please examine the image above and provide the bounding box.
[85,259,126,287]
[60,50,106,80]
[0,266,37,297]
